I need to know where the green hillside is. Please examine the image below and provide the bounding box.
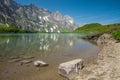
[74,23,120,34]
[0,23,38,33]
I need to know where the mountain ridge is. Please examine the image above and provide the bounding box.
[0,0,77,32]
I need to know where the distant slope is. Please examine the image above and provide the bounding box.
[74,23,120,34]
[0,23,38,33]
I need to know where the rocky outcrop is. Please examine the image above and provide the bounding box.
[0,0,77,32]
[58,59,84,79]
[75,34,120,80]
[97,33,116,46]
[85,33,102,41]
[20,60,32,65]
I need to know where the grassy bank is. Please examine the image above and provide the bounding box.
[74,23,120,40]
[74,23,120,34]
[0,23,39,33]
[0,26,38,33]
[0,23,72,33]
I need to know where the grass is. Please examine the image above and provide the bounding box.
[113,30,120,40]
[0,23,38,33]
[0,23,72,33]
[73,23,120,34]
[73,23,120,40]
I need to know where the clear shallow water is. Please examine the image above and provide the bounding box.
[0,33,99,80]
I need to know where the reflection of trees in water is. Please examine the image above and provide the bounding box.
[0,34,78,58]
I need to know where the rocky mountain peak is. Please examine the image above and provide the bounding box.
[64,15,74,24]
[3,0,12,6]
[27,3,38,9]
[52,11,63,21]
[0,0,78,32]
[1,0,20,7]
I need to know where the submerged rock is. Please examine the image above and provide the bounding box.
[34,60,48,67]
[10,56,20,59]
[8,58,22,63]
[58,59,84,79]
[8,56,22,63]
[20,60,32,65]
[22,56,34,59]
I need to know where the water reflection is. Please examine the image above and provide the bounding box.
[0,33,100,80]
[0,33,85,59]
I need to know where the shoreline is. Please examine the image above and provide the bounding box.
[74,33,120,80]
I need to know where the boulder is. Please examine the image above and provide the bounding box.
[34,60,48,67]
[58,59,84,79]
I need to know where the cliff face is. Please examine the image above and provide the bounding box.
[0,0,77,32]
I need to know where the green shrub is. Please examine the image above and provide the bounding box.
[113,30,120,40]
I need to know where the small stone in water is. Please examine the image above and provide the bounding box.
[10,56,19,59]
[22,56,34,59]
[8,58,22,63]
[20,60,32,65]
[34,60,48,67]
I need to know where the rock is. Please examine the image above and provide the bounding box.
[58,59,84,79]
[8,58,22,63]
[22,56,34,59]
[10,56,19,59]
[85,33,102,40]
[8,56,22,63]
[34,60,48,67]
[97,33,115,46]
[88,77,98,80]
[20,60,32,65]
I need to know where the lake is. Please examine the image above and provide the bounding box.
[0,33,99,80]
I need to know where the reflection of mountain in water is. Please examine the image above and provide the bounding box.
[0,34,78,58]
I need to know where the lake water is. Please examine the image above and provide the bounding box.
[0,33,99,80]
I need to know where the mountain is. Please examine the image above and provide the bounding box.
[0,0,77,32]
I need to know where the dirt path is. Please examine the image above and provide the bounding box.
[75,34,120,80]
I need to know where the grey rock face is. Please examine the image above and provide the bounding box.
[52,11,63,21]
[58,59,84,79]
[0,0,78,32]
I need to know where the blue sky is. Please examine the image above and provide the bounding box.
[15,0,120,26]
